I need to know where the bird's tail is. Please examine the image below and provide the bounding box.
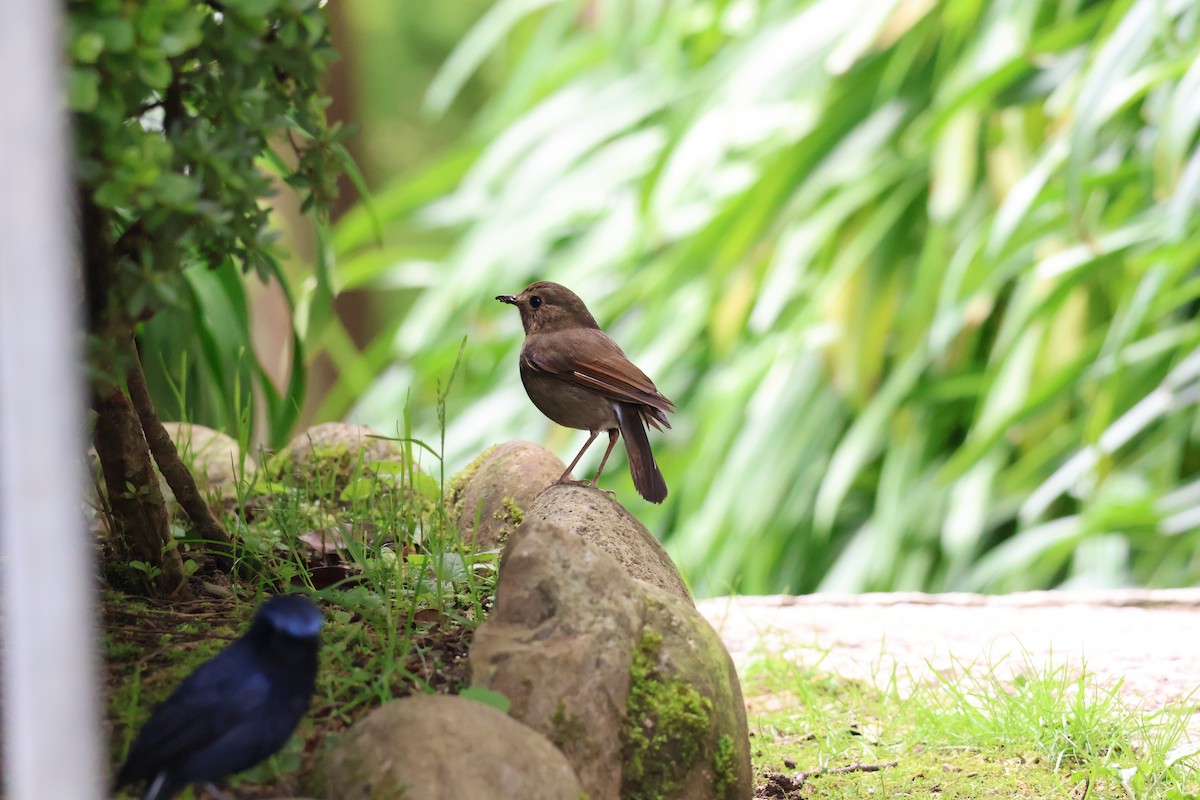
[616,402,668,504]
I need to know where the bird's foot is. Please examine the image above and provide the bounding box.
[552,478,589,487]
[587,480,616,498]
[551,478,615,497]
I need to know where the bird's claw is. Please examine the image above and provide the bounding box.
[551,478,616,497]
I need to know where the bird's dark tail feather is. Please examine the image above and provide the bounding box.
[616,402,668,503]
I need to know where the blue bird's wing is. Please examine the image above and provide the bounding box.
[118,642,270,785]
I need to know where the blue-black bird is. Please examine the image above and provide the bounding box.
[116,595,324,800]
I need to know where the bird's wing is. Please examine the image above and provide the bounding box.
[522,329,676,419]
[118,643,270,784]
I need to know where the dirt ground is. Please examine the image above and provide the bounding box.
[698,589,1200,732]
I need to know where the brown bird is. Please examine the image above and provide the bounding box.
[496,281,675,503]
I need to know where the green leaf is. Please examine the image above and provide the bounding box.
[136,53,172,90]
[92,17,135,53]
[339,477,381,503]
[159,8,204,56]
[330,143,382,246]
[153,173,199,208]
[68,67,100,111]
[458,685,511,714]
[224,0,278,18]
[70,31,105,64]
[425,0,562,117]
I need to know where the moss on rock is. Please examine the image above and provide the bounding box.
[446,444,498,510]
[272,423,407,496]
[450,441,565,551]
[711,734,736,797]
[621,632,715,800]
[551,700,589,751]
[500,496,525,525]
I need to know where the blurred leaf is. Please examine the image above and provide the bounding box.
[459,685,511,713]
[425,0,563,116]
[330,0,1200,596]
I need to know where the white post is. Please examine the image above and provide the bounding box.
[0,0,105,797]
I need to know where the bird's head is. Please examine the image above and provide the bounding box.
[253,595,324,642]
[496,281,601,335]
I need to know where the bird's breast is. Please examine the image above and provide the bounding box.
[519,362,619,432]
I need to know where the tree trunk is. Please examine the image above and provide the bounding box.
[125,340,235,570]
[82,187,188,597]
[92,388,186,596]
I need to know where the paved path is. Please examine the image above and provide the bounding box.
[698,590,1200,730]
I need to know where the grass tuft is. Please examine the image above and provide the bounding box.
[742,644,1200,798]
[104,363,496,796]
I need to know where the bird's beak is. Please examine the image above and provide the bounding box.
[495,294,518,305]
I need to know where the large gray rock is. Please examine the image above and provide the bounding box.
[471,521,752,800]
[160,422,255,502]
[449,441,566,551]
[521,483,692,604]
[319,694,584,800]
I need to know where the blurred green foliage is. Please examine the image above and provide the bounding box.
[128,0,498,441]
[69,0,347,589]
[121,0,1200,597]
[70,0,343,443]
[325,0,1200,597]
[341,0,502,178]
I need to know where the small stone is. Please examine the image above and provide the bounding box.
[319,694,583,800]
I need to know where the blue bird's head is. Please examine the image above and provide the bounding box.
[255,595,324,640]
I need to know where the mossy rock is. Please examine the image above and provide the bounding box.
[160,422,256,502]
[620,619,748,800]
[271,422,413,497]
[448,440,566,552]
[520,483,692,604]
[471,520,751,800]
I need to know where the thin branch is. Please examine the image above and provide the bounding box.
[806,760,899,778]
[761,760,900,798]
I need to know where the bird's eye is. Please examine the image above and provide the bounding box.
[529,295,542,309]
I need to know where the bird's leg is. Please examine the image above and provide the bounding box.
[557,430,599,483]
[202,783,231,800]
[590,429,621,488]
